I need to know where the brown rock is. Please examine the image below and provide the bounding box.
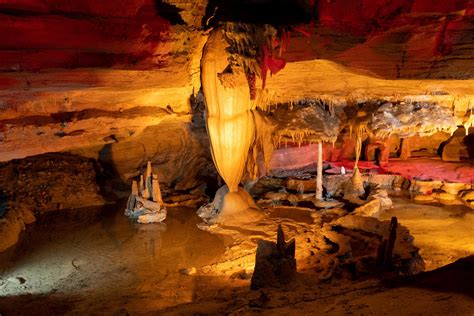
[251,225,296,290]
[353,199,381,218]
[442,127,473,161]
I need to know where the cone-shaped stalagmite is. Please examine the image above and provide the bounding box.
[131,180,139,196]
[152,175,164,205]
[139,175,144,195]
[351,167,365,196]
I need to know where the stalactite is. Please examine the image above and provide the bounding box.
[246,110,276,180]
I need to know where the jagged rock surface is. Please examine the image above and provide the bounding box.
[0,153,105,214]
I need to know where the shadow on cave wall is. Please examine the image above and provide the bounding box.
[464,133,474,160]
[154,0,185,25]
[189,90,221,199]
[438,126,474,161]
[95,144,131,247]
[0,187,8,218]
[97,143,131,198]
[94,108,219,202]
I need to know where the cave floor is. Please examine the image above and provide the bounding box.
[380,198,474,271]
[0,198,473,315]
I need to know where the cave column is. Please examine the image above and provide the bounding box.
[201,29,255,193]
[316,142,323,200]
[200,28,265,224]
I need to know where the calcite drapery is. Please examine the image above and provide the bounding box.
[202,29,255,193]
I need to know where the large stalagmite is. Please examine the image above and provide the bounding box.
[201,29,264,224]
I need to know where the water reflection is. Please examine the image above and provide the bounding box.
[0,201,225,301]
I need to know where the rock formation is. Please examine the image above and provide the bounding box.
[251,225,296,290]
[125,161,167,223]
[0,153,105,252]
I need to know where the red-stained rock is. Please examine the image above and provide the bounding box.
[365,137,394,165]
[0,14,170,52]
[0,0,152,17]
[0,50,117,71]
[411,0,470,13]
[280,0,474,79]
[331,135,356,162]
[0,0,182,71]
[331,158,474,184]
[268,143,333,172]
[318,0,413,36]
[0,76,19,89]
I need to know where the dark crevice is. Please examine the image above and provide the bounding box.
[154,0,185,25]
[202,0,312,28]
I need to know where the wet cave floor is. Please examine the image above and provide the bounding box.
[0,197,473,315]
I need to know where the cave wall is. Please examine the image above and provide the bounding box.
[0,0,212,188]
[286,0,474,79]
[71,121,216,191]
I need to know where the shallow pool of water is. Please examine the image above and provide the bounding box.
[0,201,227,312]
[1,195,472,314]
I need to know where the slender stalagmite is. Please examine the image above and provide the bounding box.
[316,141,323,200]
[152,175,164,205]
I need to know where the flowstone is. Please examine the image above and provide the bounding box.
[198,185,266,225]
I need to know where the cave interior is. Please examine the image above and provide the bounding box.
[0,0,473,314]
